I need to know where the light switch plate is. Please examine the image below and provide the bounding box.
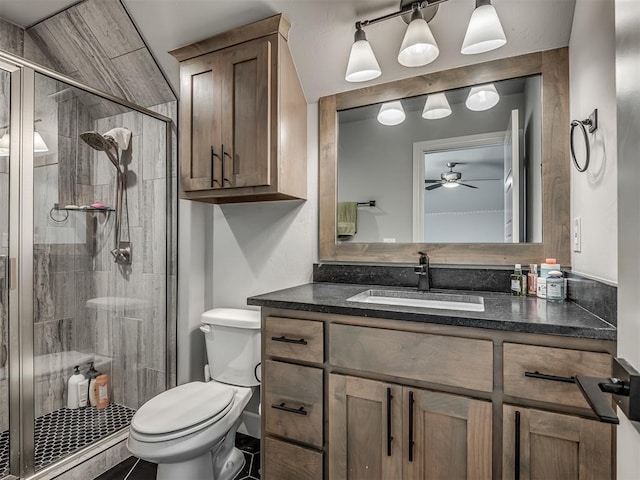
[573,217,582,252]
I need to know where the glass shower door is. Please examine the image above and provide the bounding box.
[0,65,11,479]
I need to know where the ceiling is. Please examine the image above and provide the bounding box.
[0,0,577,102]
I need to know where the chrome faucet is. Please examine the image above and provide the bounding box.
[414,251,430,292]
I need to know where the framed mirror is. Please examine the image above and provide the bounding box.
[319,48,570,265]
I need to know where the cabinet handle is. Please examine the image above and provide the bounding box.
[210,146,221,187]
[408,390,415,462]
[270,402,308,416]
[514,410,521,480]
[222,144,233,186]
[386,387,393,457]
[271,335,308,345]
[524,371,576,384]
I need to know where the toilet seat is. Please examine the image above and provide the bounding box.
[130,382,235,442]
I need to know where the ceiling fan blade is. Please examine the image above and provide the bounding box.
[425,183,443,191]
[425,179,441,183]
[464,178,501,182]
[458,182,479,189]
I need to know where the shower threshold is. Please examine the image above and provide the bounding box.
[0,403,135,476]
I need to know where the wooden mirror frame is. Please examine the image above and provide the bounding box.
[319,48,570,266]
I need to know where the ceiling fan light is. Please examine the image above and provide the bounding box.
[397,9,439,67]
[377,101,406,126]
[345,27,382,82]
[442,181,460,188]
[461,1,507,55]
[465,83,500,111]
[422,92,452,119]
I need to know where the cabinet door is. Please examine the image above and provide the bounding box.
[404,388,492,480]
[179,52,224,191]
[329,375,402,480]
[503,405,613,480]
[221,38,271,189]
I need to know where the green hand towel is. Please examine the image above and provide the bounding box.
[337,202,357,237]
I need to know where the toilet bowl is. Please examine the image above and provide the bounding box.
[127,308,261,480]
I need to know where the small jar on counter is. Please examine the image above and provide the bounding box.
[546,270,565,302]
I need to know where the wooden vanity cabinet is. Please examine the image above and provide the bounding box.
[170,14,307,203]
[259,309,616,480]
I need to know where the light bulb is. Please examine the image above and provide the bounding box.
[345,27,382,82]
[442,182,460,188]
[422,92,452,119]
[461,1,507,55]
[465,83,500,111]
[398,9,439,67]
[377,101,406,126]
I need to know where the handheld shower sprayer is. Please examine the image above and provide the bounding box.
[80,130,132,265]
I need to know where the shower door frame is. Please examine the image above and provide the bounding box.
[0,50,174,479]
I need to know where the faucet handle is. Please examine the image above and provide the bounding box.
[417,251,429,265]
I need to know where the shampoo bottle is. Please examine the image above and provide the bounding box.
[95,374,110,410]
[66,366,84,409]
[86,362,100,407]
[77,379,89,407]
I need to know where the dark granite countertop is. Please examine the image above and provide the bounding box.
[247,282,616,341]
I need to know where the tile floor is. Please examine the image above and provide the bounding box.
[95,433,260,480]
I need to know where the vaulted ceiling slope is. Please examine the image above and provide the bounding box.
[0,0,175,109]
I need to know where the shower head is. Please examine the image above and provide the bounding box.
[80,131,120,171]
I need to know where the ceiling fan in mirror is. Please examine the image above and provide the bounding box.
[425,162,498,190]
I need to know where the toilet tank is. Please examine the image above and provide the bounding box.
[201,308,261,387]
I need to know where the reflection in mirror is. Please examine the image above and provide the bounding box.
[337,74,542,244]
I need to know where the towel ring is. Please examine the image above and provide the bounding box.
[570,109,598,173]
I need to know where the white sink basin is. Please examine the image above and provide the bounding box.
[347,289,485,312]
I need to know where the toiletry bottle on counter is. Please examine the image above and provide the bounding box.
[510,264,527,296]
[86,362,100,407]
[546,270,566,302]
[527,264,538,296]
[95,374,110,409]
[66,366,84,409]
[77,379,89,407]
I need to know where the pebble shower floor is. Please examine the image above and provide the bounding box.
[0,403,135,476]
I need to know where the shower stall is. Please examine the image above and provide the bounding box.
[0,51,175,478]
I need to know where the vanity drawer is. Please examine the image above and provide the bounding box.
[503,343,611,409]
[330,324,493,392]
[265,316,324,364]
[264,360,323,448]
[263,436,323,480]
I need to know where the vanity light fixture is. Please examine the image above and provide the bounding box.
[422,92,452,119]
[465,83,500,111]
[461,0,507,55]
[377,100,406,126]
[0,119,49,157]
[346,0,507,82]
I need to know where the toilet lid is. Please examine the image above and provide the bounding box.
[132,382,235,435]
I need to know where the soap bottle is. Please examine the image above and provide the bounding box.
[527,264,538,296]
[95,374,110,410]
[66,366,84,409]
[86,362,100,407]
[77,379,89,407]
[546,270,565,302]
[510,264,527,296]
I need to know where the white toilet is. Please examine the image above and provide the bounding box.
[127,308,261,480]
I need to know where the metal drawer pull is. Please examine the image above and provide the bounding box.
[524,371,576,384]
[271,335,308,345]
[271,402,308,416]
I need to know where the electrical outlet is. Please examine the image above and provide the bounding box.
[573,217,582,252]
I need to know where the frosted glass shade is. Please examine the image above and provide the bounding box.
[461,4,507,55]
[345,34,381,82]
[465,83,500,111]
[442,181,460,188]
[377,101,406,126]
[0,132,9,157]
[422,93,452,119]
[34,131,48,153]
[397,14,439,67]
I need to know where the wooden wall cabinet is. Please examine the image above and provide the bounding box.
[260,309,616,480]
[170,14,307,203]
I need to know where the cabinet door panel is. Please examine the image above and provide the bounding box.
[503,405,613,480]
[405,388,492,480]
[179,53,222,191]
[221,38,271,189]
[329,375,402,480]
